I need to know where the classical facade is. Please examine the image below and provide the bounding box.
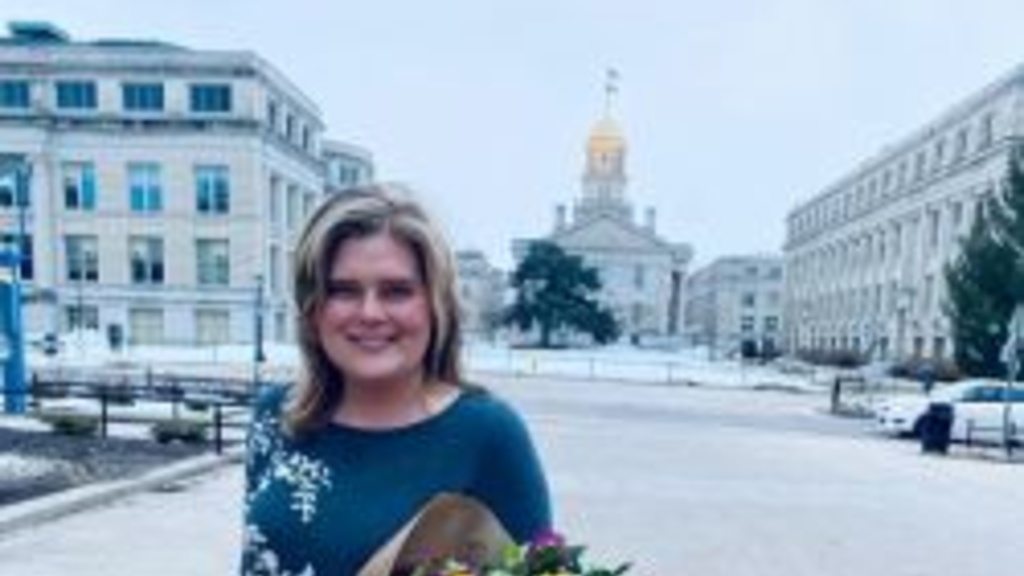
[0,22,370,346]
[454,250,504,340]
[513,92,692,343]
[683,255,784,358]
[784,64,1022,361]
[323,139,374,192]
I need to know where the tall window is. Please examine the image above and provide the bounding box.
[954,128,969,162]
[128,163,162,213]
[65,305,99,331]
[196,239,230,286]
[932,139,946,172]
[56,80,97,109]
[66,234,99,282]
[741,293,756,308]
[129,308,164,345]
[0,178,11,208]
[122,82,164,111]
[303,192,315,220]
[0,233,32,280]
[0,80,30,108]
[979,113,995,149]
[740,316,755,333]
[301,125,312,151]
[285,113,296,140]
[633,264,645,289]
[195,309,230,345]
[928,209,941,250]
[287,185,301,229]
[269,245,282,294]
[923,274,935,314]
[275,311,287,341]
[129,236,165,285]
[267,99,279,130]
[190,84,232,112]
[62,162,97,210]
[914,151,927,181]
[0,175,29,208]
[195,165,230,214]
[269,175,282,227]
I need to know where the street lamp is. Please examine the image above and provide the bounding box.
[253,273,265,387]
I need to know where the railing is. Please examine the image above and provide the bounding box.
[14,371,270,454]
[465,346,811,388]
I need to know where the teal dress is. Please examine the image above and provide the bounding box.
[240,385,552,576]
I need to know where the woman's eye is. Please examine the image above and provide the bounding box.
[327,283,362,300]
[380,284,416,300]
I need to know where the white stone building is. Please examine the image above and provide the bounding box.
[683,255,784,358]
[513,104,692,343]
[784,64,1023,361]
[323,139,374,192]
[454,250,504,341]
[0,22,368,346]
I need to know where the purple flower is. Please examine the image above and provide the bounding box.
[530,529,566,550]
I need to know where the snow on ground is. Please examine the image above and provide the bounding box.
[0,454,60,481]
[28,331,835,391]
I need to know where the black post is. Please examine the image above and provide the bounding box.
[213,403,223,455]
[99,387,109,438]
[253,273,265,390]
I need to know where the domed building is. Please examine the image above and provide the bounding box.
[513,83,693,344]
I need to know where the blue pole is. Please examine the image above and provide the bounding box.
[2,163,29,414]
[1,281,26,413]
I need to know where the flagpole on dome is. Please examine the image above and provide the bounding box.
[604,67,619,119]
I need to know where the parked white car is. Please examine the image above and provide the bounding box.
[875,379,1024,442]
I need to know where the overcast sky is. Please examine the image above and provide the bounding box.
[7,1,1024,268]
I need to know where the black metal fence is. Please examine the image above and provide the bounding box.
[14,371,274,454]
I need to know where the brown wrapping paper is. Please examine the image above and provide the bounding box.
[356,493,513,576]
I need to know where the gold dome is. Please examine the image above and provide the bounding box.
[586,117,626,154]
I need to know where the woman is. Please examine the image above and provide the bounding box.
[240,184,551,575]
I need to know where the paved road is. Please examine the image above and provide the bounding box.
[1,375,1022,575]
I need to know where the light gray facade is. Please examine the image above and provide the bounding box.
[683,255,784,358]
[454,249,504,341]
[0,22,369,347]
[323,139,374,192]
[784,63,1023,361]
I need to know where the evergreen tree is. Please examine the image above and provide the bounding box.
[944,149,1024,376]
[505,241,620,347]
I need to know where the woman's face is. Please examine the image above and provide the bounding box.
[314,231,433,390]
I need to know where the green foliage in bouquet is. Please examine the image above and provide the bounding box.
[410,530,631,576]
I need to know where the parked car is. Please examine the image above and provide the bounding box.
[875,379,1024,442]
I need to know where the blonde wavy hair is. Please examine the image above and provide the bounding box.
[283,183,463,437]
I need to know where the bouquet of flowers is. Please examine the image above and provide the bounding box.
[408,530,632,576]
[356,494,631,576]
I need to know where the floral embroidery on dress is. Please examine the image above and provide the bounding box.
[272,452,333,524]
[242,523,316,576]
[248,410,281,460]
[246,410,285,505]
[246,406,333,524]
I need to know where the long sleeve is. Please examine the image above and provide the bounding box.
[469,397,552,543]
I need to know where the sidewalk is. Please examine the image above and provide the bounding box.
[0,463,244,576]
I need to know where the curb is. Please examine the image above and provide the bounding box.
[0,445,245,538]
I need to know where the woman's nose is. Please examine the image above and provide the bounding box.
[358,291,387,319]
